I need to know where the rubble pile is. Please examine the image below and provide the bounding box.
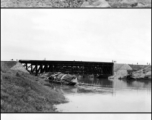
[40,72,78,85]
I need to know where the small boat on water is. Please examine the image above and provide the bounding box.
[47,72,78,86]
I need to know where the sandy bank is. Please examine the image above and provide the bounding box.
[1,61,66,112]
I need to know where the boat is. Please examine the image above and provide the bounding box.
[48,72,78,86]
[49,79,77,86]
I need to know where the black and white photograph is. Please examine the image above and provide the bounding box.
[1,0,151,8]
[1,114,152,120]
[1,8,151,113]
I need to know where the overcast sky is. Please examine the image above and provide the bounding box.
[1,114,151,120]
[1,9,151,64]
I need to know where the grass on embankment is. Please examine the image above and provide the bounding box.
[1,61,66,112]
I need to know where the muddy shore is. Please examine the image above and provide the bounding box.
[1,61,66,112]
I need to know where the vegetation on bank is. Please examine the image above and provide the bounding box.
[1,0,151,7]
[1,61,66,112]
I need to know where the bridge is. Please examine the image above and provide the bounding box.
[19,60,114,77]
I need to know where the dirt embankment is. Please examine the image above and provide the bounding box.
[1,61,66,112]
[1,0,151,7]
[131,66,151,79]
[109,64,151,80]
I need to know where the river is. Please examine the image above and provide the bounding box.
[51,75,151,112]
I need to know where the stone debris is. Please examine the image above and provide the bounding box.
[40,72,78,85]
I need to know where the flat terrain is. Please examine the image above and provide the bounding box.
[1,61,66,112]
[1,0,151,7]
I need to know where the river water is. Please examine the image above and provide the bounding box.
[52,75,151,112]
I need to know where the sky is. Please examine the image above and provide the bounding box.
[1,114,151,120]
[1,9,151,64]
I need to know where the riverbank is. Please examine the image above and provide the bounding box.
[1,0,151,7]
[109,63,151,80]
[1,61,66,112]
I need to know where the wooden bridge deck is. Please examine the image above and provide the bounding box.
[19,60,114,76]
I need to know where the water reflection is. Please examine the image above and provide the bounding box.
[50,75,151,112]
[78,75,113,88]
[50,75,151,94]
[125,79,151,90]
